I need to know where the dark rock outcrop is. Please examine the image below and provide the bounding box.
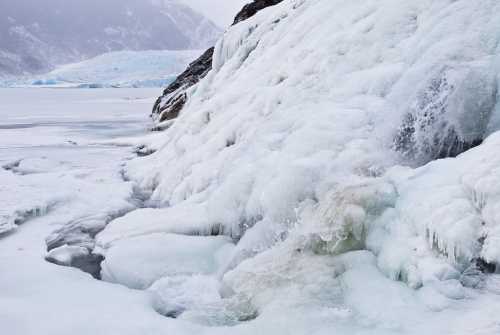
[233,0,284,25]
[151,0,284,125]
[45,248,104,280]
[152,47,214,123]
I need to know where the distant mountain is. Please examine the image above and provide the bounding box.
[23,50,202,88]
[0,0,221,77]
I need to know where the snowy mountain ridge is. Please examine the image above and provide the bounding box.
[2,50,202,88]
[0,0,220,77]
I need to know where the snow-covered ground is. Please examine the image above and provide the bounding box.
[1,50,202,88]
[2,0,500,334]
[0,88,193,334]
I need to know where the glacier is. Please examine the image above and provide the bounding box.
[1,0,500,334]
[7,50,204,89]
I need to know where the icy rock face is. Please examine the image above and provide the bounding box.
[151,0,284,124]
[394,64,498,163]
[232,0,286,25]
[152,48,215,123]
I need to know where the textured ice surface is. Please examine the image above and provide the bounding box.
[0,88,158,235]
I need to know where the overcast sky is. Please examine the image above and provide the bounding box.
[178,0,249,27]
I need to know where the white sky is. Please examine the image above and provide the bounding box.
[179,0,250,27]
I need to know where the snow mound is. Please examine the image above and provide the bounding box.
[100,233,233,289]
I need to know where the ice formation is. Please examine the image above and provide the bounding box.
[102,0,500,328]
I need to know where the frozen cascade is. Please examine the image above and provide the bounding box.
[94,2,500,327]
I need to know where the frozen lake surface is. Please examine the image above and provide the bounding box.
[0,88,191,334]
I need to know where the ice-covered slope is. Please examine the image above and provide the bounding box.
[22,50,202,88]
[92,1,500,330]
[0,0,220,77]
[132,0,500,235]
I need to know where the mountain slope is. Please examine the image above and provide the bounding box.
[0,0,220,76]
